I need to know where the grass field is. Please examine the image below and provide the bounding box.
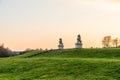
[0,48,120,80]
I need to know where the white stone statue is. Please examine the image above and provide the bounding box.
[75,34,82,48]
[58,38,64,49]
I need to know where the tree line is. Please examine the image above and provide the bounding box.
[102,36,120,48]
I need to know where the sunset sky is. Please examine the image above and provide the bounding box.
[1,0,120,51]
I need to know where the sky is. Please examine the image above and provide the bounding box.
[1,0,120,51]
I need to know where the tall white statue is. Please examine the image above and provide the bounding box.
[75,34,82,48]
[58,38,64,49]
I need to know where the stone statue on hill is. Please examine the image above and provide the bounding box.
[77,35,81,43]
[59,38,63,45]
[75,34,82,48]
[58,38,64,49]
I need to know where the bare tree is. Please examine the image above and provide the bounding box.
[102,36,112,48]
[112,39,115,47]
[112,38,119,48]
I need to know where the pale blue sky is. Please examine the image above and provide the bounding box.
[1,0,120,50]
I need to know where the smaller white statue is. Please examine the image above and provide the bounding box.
[58,38,64,49]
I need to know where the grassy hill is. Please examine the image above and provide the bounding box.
[32,48,120,59]
[0,48,120,80]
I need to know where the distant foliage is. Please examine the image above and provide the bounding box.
[102,36,120,48]
[0,44,13,57]
[102,36,112,48]
[112,38,120,48]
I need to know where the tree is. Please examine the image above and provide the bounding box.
[102,36,112,48]
[0,44,13,57]
[112,38,119,48]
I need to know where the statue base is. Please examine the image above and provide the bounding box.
[75,43,82,48]
[58,44,64,49]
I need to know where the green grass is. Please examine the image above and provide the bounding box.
[15,50,42,58]
[0,48,120,80]
[36,48,120,59]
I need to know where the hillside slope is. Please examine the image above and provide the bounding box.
[0,48,120,80]
[27,48,120,59]
[15,50,42,58]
